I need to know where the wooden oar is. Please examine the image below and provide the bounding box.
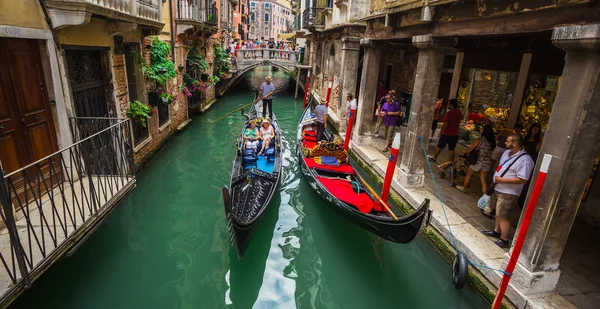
[317,174,399,220]
[209,98,259,123]
[354,173,399,221]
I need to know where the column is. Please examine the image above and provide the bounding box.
[398,35,456,188]
[506,52,533,128]
[337,36,361,126]
[353,39,381,145]
[506,24,600,295]
[448,52,464,100]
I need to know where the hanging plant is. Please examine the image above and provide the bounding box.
[208,75,220,84]
[214,44,232,76]
[187,44,209,71]
[126,100,154,127]
[157,88,175,104]
[143,37,177,86]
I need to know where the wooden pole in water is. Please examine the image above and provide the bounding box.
[381,133,401,203]
[491,154,552,309]
[295,67,301,99]
[354,173,399,221]
[303,70,311,108]
[325,78,333,107]
[343,100,357,151]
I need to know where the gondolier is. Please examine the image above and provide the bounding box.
[259,76,275,119]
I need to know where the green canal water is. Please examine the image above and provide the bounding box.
[10,67,487,309]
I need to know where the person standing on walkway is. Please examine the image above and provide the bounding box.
[259,76,275,119]
[482,134,533,248]
[430,98,443,143]
[314,99,328,142]
[343,93,356,127]
[429,99,462,162]
[455,125,496,194]
[380,94,402,152]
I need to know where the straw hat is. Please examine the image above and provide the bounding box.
[265,76,272,81]
[262,119,270,125]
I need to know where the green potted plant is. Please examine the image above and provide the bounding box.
[126,100,154,128]
[208,75,220,84]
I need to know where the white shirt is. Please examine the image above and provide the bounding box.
[260,126,274,139]
[493,149,534,196]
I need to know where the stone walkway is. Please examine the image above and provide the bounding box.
[343,119,598,309]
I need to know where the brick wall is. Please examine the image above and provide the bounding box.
[113,53,130,117]
[129,36,189,169]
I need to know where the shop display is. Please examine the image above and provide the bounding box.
[518,77,559,131]
[484,107,510,133]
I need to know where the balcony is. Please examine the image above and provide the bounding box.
[302,7,325,31]
[176,0,218,33]
[0,118,135,305]
[45,0,164,30]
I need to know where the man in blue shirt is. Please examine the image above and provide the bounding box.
[259,76,275,119]
[314,98,328,142]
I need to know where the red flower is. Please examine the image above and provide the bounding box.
[151,109,156,113]
[148,104,153,108]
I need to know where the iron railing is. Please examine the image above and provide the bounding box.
[302,7,325,29]
[207,4,218,25]
[0,118,134,293]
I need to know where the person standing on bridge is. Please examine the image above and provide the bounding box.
[259,76,275,119]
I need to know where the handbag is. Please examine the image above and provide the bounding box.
[484,152,529,197]
[466,148,479,165]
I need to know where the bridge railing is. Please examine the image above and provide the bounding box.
[236,49,298,65]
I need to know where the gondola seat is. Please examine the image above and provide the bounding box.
[243,149,258,168]
[264,147,275,162]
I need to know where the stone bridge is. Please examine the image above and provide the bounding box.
[217,49,300,96]
[233,49,299,76]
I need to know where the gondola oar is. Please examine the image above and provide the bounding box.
[354,173,399,221]
[209,98,260,123]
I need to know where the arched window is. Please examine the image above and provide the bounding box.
[264,27,269,36]
[264,13,269,22]
[250,26,255,35]
[250,12,255,21]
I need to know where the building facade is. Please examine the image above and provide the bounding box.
[248,0,293,40]
[303,0,600,308]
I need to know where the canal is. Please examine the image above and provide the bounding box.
[9,67,487,309]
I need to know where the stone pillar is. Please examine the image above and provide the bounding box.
[337,36,361,126]
[506,24,600,295]
[398,35,456,188]
[448,52,464,100]
[353,39,381,145]
[507,52,532,128]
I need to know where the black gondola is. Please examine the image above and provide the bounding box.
[223,100,282,258]
[296,102,431,243]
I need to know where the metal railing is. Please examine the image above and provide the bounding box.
[302,7,325,29]
[207,4,218,25]
[0,118,134,292]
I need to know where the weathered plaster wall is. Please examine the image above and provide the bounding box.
[57,19,114,47]
[0,0,48,29]
[379,47,418,94]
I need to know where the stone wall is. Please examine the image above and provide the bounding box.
[379,47,418,94]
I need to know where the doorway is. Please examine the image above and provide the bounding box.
[0,38,59,203]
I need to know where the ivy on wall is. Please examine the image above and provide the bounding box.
[143,37,177,86]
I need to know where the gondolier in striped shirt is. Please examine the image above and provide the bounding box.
[314,98,328,142]
[258,76,275,119]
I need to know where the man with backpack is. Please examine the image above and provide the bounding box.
[380,94,403,152]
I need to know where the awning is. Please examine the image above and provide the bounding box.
[278,32,296,40]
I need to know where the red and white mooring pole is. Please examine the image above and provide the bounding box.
[325,78,333,107]
[381,133,401,203]
[343,99,357,151]
[491,154,552,309]
[303,70,311,108]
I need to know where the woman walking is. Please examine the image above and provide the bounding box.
[456,125,496,194]
[523,123,543,163]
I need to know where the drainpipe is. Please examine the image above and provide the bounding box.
[169,0,176,63]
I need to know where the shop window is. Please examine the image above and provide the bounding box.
[456,68,519,145]
[518,74,560,132]
[158,104,170,127]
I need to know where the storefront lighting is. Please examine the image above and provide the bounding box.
[484,72,492,80]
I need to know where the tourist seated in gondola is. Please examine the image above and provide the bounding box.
[258,119,275,155]
[244,120,260,153]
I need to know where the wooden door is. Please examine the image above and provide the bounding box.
[0,38,59,204]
